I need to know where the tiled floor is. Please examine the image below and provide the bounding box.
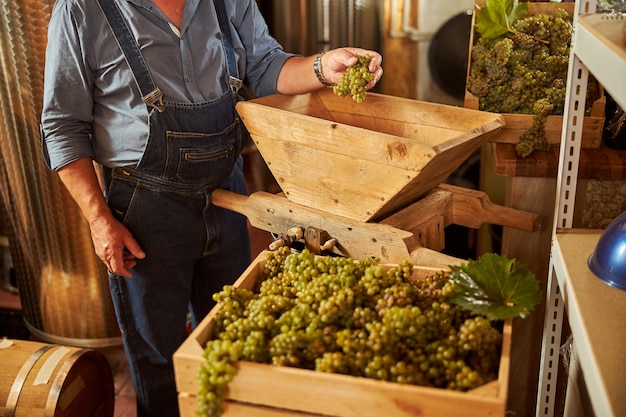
[100,344,138,417]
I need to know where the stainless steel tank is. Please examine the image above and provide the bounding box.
[0,0,121,347]
[268,0,380,55]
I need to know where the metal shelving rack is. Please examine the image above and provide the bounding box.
[536,1,626,416]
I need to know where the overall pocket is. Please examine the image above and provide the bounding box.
[105,174,138,226]
[165,122,239,185]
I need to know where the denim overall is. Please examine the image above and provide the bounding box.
[97,0,251,415]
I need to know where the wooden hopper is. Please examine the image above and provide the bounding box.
[236,88,504,222]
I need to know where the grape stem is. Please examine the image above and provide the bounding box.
[509,28,549,45]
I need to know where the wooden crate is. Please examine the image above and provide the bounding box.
[236,89,504,222]
[174,251,512,417]
[465,1,605,149]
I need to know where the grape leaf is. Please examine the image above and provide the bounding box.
[475,0,529,40]
[448,253,541,321]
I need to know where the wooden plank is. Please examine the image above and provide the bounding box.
[499,176,558,417]
[239,96,436,170]
[210,189,414,264]
[577,147,626,179]
[239,91,503,169]
[320,92,505,138]
[222,360,507,417]
[491,143,558,178]
[409,247,466,269]
[380,188,453,253]
[464,92,604,150]
[248,136,422,221]
[178,393,323,417]
[492,143,626,179]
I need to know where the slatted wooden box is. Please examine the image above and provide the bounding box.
[236,88,504,222]
[465,1,605,149]
[173,251,512,417]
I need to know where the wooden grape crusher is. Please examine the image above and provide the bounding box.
[213,89,538,266]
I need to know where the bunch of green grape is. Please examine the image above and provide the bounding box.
[468,8,599,157]
[196,247,502,417]
[333,54,375,103]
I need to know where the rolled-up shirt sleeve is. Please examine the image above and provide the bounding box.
[233,0,297,97]
[40,0,296,171]
[41,0,96,171]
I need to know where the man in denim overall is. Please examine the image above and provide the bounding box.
[41,0,383,415]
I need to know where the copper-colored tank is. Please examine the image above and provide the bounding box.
[0,0,120,347]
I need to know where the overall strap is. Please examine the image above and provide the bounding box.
[96,0,165,112]
[213,0,243,95]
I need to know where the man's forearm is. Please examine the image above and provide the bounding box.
[276,55,323,95]
[56,158,113,226]
[276,48,383,96]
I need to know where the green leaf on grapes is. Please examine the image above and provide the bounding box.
[448,253,541,321]
[475,0,529,40]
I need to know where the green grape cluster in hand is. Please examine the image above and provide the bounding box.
[333,54,375,103]
[196,247,503,416]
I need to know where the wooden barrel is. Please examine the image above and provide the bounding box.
[0,339,115,417]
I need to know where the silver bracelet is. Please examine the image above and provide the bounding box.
[313,53,333,87]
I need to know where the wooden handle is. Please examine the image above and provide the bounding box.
[438,183,539,232]
[210,188,250,213]
[410,247,465,268]
[210,189,414,264]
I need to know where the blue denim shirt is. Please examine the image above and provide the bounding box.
[41,0,294,170]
